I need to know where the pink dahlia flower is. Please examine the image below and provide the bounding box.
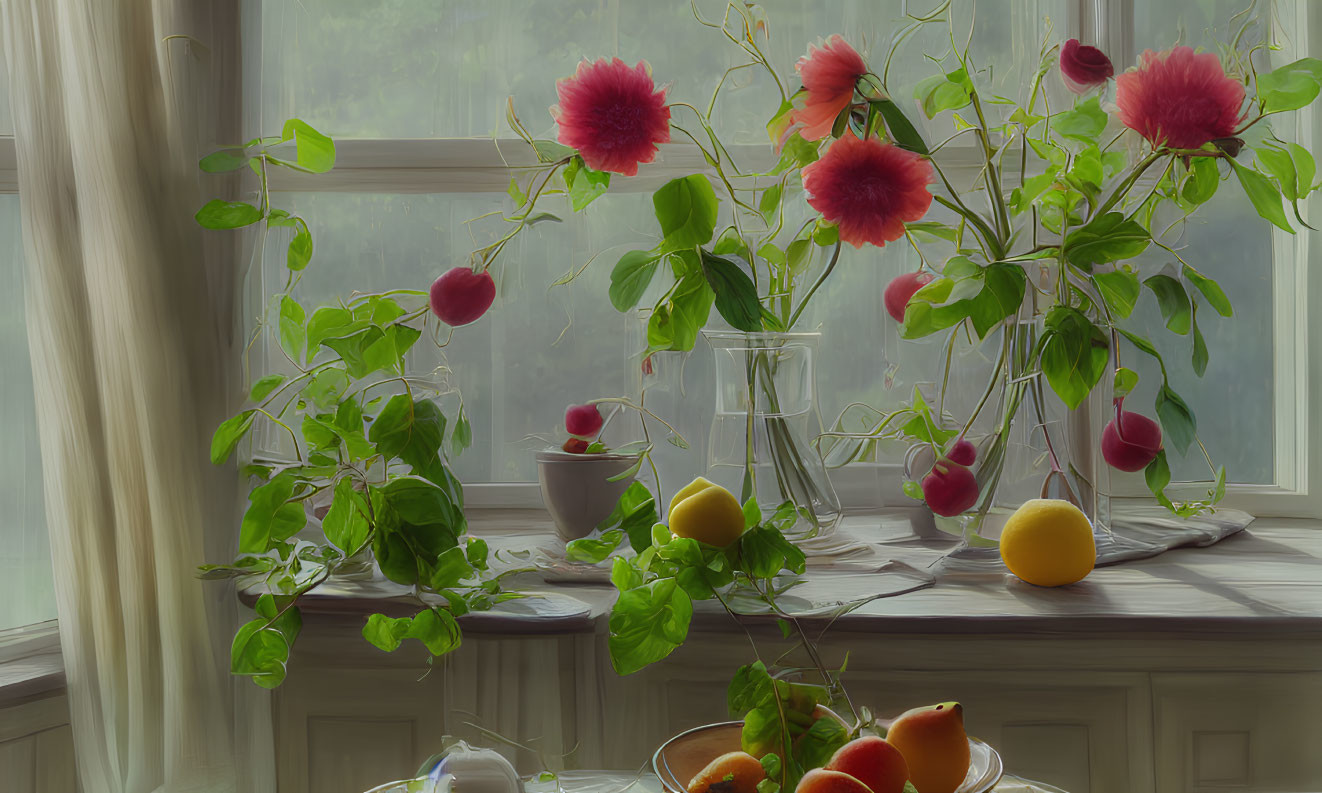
[1059,39,1114,93]
[791,35,868,141]
[551,58,671,176]
[1115,46,1245,150]
[802,133,933,249]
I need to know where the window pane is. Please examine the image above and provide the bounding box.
[1125,2,1277,485]
[0,195,54,630]
[250,0,1066,142]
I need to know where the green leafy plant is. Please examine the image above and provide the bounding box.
[197,121,520,687]
[567,491,875,793]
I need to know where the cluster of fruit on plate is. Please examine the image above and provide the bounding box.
[687,703,972,793]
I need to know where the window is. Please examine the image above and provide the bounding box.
[0,64,53,631]
[241,1,1322,516]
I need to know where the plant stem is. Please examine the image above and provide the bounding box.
[786,242,842,329]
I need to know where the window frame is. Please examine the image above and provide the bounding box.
[254,0,1322,518]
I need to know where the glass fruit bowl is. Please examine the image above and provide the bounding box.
[652,721,1003,793]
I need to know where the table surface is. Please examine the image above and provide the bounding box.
[283,508,1322,639]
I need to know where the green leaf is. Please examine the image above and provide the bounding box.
[914,73,971,118]
[1050,96,1108,142]
[405,608,462,656]
[1040,306,1109,410]
[967,263,1027,337]
[1182,264,1232,318]
[599,482,659,553]
[1231,159,1294,233]
[1256,58,1322,114]
[532,139,576,163]
[250,374,285,402]
[1094,269,1141,318]
[1155,385,1196,454]
[1113,367,1140,399]
[565,529,626,563]
[362,613,412,652]
[451,407,472,457]
[195,199,262,230]
[1191,302,1209,377]
[563,156,611,212]
[211,410,256,464]
[506,176,528,206]
[200,149,251,173]
[1143,273,1192,335]
[759,183,783,224]
[232,603,301,688]
[239,474,306,554]
[738,526,807,579]
[278,295,305,362]
[1182,157,1221,206]
[1257,145,1299,200]
[647,268,714,353]
[323,477,370,554]
[1144,450,1175,511]
[1290,142,1316,197]
[653,175,719,250]
[280,118,336,173]
[431,546,475,589]
[287,218,313,271]
[608,250,661,312]
[902,479,923,500]
[1064,212,1151,271]
[742,497,762,529]
[774,133,819,173]
[608,578,693,675]
[872,99,928,155]
[305,307,360,354]
[797,716,850,772]
[700,251,762,332]
[370,395,446,470]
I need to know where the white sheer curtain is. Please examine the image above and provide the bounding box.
[2,1,268,791]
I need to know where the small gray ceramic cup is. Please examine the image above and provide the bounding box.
[535,449,639,543]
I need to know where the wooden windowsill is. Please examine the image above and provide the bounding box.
[258,509,1322,640]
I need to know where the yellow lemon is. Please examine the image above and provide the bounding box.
[668,477,746,547]
[999,498,1096,587]
[669,476,718,516]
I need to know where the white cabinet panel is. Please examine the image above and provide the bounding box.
[1153,672,1322,793]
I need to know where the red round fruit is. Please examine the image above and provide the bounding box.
[921,460,979,517]
[429,266,496,326]
[825,736,911,793]
[946,438,977,467]
[562,437,591,454]
[565,403,605,438]
[883,271,934,323]
[1101,410,1163,472]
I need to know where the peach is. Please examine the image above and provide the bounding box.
[793,769,873,793]
[429,266,496,326]
[1101,409,1163,472]
[920,461,979,517]
[885,702,969,793]
[687,751,766,793]
[884,272,934,323]
[825,736,911,793]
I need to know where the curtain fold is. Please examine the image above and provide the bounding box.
[3,1,263,790]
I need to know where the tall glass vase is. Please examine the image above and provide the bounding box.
[939,311,1112,549]
[704,331,841,540]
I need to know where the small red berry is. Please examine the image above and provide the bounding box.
[430,266,496,326]
[946,438,977,466]
[921,460,979,517]
[564,403,604,438]
[883,271,934,323]
[1102,410,1163,472]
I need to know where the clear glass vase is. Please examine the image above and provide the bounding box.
[935,313,1112,552]
[704,331,841,540]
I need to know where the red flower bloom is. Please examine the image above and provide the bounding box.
[551,58,671,176]
[802,133,933,249]
[1059,39,1114,93]
[1115,46,1245,150]
[791,35,868,141]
